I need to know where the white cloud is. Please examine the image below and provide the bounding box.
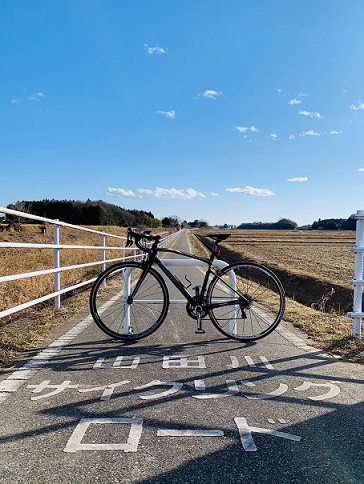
[138,187,206,200]
[298,92,308,97]
[288,177,308,182]
[277,89,282,93]
[210,192,219,196]
[200,90,222,100]
[156,110,175,119]
[270,133,278,140]
[144,44,167,55]
[235,125,259,134]
[289,99,301,105]
[300,130,320,137]
[358,168,364,172]
[11,91,45,104]
[105,187,139,198]
[289,135,295,140]
[350,101,364,111]
[330,130,343,135]
[226,186,275,197]
[299,110,323,118]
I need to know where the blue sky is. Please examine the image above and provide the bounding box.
[1,0,364,226]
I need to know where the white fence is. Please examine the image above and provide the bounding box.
[0,207,179,320]
[348,210,364,338]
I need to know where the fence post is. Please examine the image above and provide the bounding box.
[53,221,61,310]
[351,211,364,338]
[101,232,106,272]
[121,240,125,261]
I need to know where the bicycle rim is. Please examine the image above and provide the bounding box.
[90,262,169,340]
[207,262,285,341]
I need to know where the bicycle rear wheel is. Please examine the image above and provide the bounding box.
[90,262,169,340]
[206,262,285,341]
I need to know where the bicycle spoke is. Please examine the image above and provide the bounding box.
[90,262,169,340]
[207,262,285,341]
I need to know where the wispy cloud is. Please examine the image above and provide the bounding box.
[289,99,301,105]
[198,90,222,100]
[11,91,45,104]
[226,186,275,197]
[106,186,205,200]
[156,110,175,119]
[288,177,308,182]
[350,101,364,111]
[330,130,343,135]
[210,192,219,196]
[299,110,323,118]
[358,168,364,172]
[234,125,259,134]
[298,92,308,97]
[105,187,139,198]
[289,135,295,140]
[138,187,206,200]
[144,44,167,55]
[270,133,278,140]
[300,130,320,137]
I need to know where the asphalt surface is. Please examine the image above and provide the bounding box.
[0,230,363,483]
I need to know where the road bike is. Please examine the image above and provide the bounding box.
[89,228,286,342]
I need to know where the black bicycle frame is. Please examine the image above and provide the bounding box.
[131,244,240,310]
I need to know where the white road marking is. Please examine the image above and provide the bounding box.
[63,417,143,453]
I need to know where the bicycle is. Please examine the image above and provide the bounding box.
[89,228,286,342]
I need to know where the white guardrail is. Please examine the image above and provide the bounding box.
[348,210,364,338]
[0,207,180,320]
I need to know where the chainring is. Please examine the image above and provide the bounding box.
[186,298,208,320]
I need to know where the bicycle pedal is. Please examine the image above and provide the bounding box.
[195,329,205,334]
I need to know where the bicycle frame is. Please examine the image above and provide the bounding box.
[130,244,238,311]
[91,229,286,341]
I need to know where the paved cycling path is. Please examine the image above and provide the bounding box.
[0,230,363,483]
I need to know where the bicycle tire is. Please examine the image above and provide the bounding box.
[90,261,169,340]
[206,262,285,341]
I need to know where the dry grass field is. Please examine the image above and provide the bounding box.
[193,229,356,310]
[0,224,130,318]
[0,226,363,367]
[189,229,363,363]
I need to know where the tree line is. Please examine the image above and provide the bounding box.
[2,200,357,231]
[237,215,356,230]
[3,200,209,229]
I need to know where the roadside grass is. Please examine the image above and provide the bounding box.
[188,231,364,364]
[0,228,363,369]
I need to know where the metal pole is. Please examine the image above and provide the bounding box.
[53,221,61,310]
[352,211,364,338]
[101,233,106,272]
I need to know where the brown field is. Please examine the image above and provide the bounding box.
[0,225,129,318]
[0,227,363,367]
[0,225,170,319]
[193,229,357,313]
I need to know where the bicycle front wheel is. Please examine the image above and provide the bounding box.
[90,262,169,340]
[206,262,285,341]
